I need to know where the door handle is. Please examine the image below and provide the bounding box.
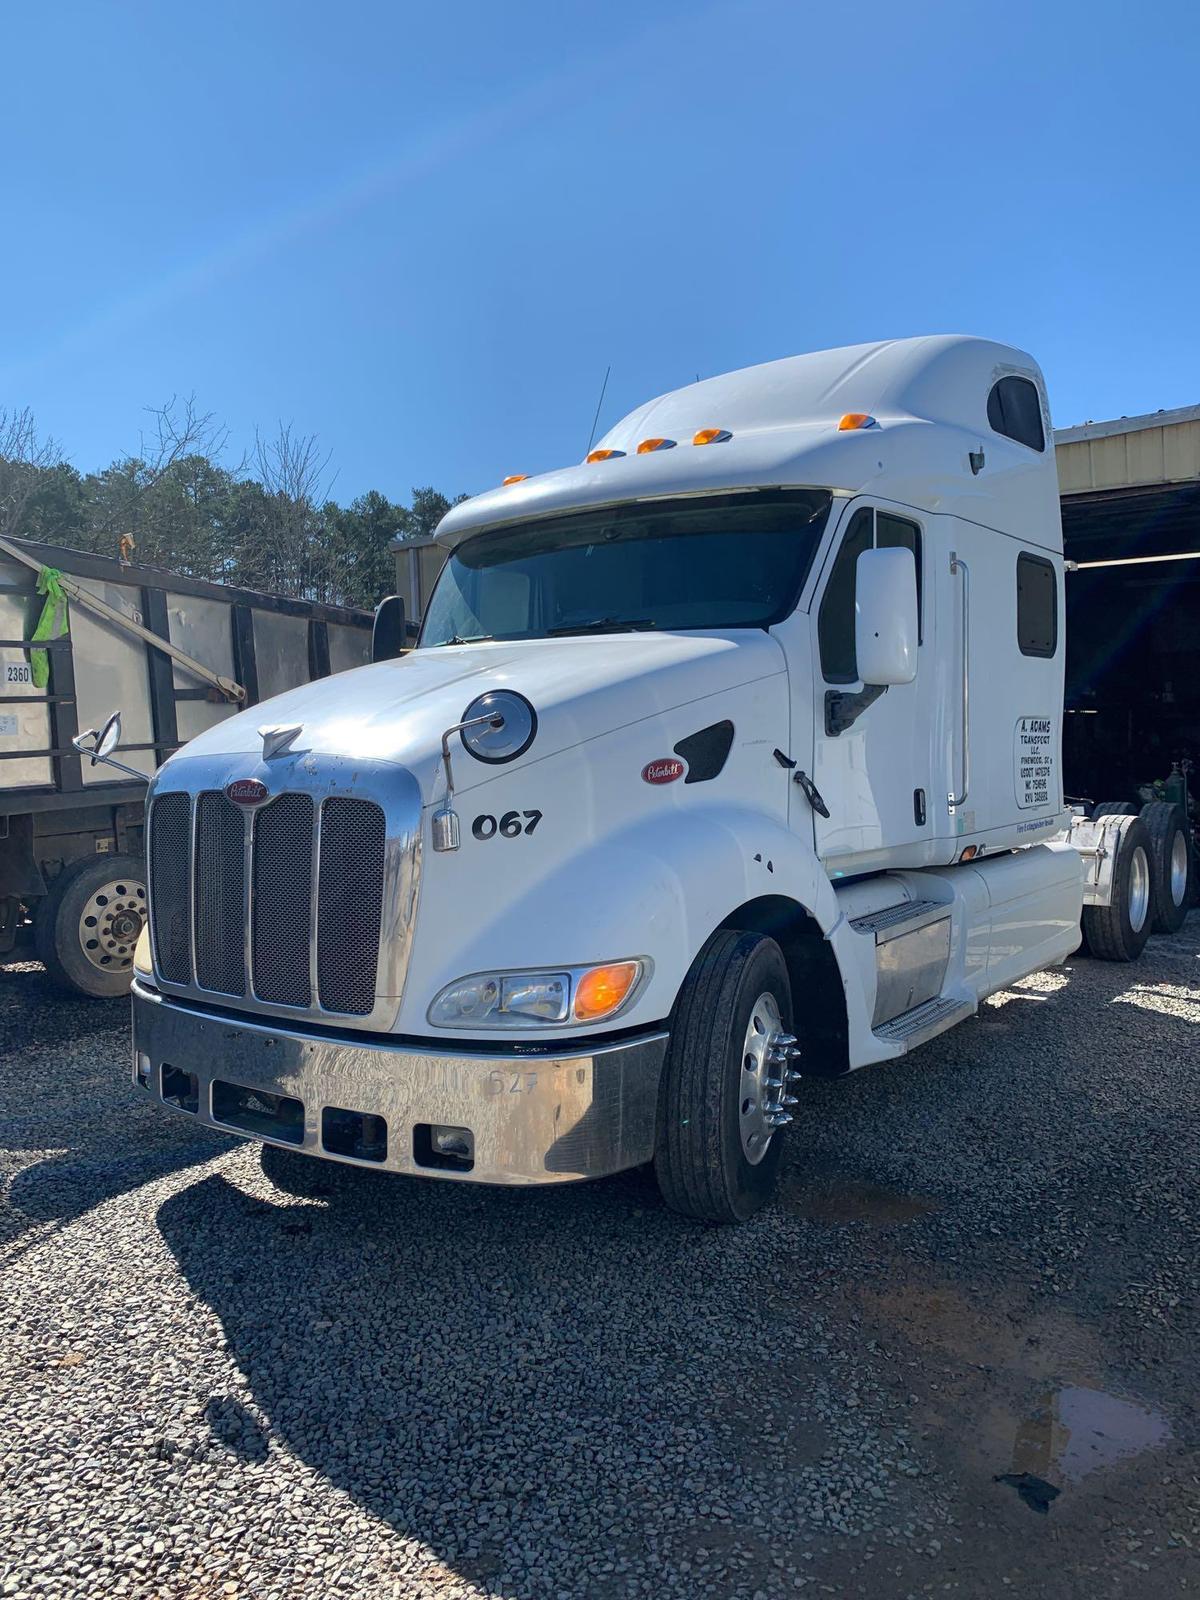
[794,770,831,819]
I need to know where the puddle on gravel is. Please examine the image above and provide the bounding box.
[785,1180,939,1227]
[1010,1385,1171,1485]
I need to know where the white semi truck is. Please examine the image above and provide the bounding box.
[112,336,1191,1222]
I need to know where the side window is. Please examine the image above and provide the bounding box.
[818,508,873,684]
[818,508,922,684]
[1016,552,1057,657]
[987,376,1046,452]
[876,513,923,643]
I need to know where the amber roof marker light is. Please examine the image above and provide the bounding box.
[692,428,732,446]
[837,413,877,431]
[586,448,626,463]
[501,474,529,485]
[636,437,676,454]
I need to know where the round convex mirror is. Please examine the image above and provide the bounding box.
[460,691,537,764]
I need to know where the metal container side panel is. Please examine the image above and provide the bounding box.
[0,565,53,788]
[253,610,310,702]
[71,578,156,782]
[328,622,370,675]
[166,591,238,741]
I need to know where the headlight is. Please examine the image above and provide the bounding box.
[459,691,537,764]
[429,960,645,1029]
[134,925,153,978]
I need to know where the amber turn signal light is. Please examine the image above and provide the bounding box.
[573,961,641,1021]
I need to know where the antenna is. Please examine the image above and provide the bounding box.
[585,365,611,455]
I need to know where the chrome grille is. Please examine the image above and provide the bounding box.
[148,792,191,985]
[194,792,246,995]
[146,769,405,1028]
[317,798,386,1015]
[252,793,313,1007]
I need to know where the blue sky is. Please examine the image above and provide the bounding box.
[2,0,1197,504]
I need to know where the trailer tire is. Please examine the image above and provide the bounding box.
[1139,801,1192,934]
[34,853,147,999]
[653,928,793,1224]
[1091,801,1136,819]
[1080,818,1154,962]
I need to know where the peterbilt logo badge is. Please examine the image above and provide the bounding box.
[642,758,686,785]
[225,778,269,805]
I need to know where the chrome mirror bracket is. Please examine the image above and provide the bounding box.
[432,711,505,853]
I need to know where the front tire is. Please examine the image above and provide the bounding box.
[654,929,795,1224]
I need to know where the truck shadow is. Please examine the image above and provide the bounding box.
[0,964,230,1248]
[155,1162,817,1594]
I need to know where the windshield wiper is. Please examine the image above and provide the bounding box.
[546,618,657,637]
[435,633,494,646]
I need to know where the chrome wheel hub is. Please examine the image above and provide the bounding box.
[1128,845,1150,934]
[1170,829,1188,906]
[78,877,147,973]
[739,991,801,1165]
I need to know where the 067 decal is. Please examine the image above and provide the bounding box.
[472,809,543,840]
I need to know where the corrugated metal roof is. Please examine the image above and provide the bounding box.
[1055,402,1200,444]
[1056,405,1200,495]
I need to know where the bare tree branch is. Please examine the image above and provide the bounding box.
[0,407,63,541]
[253,422,335,505]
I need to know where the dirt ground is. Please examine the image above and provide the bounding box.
[1,922,1197,1599]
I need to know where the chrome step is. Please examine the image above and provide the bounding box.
[850,898,946,937]
[873,993,973,1046]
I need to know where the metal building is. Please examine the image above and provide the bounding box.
[1057,404,1200,805]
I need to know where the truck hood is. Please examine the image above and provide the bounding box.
[172,631,784,802]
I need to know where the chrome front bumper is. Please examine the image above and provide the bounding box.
[131,982,668,1186]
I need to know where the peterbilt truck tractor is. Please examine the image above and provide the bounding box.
[94,335,1188,1222]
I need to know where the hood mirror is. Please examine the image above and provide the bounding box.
[72,709,150,783]
[96,709,123,761]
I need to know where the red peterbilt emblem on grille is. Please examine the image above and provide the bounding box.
[225,778,269,805]
[642,758,686,785]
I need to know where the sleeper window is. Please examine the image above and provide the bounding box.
[987,376,1046,452]
[818,508,922,684]
[1016,552,1057,657]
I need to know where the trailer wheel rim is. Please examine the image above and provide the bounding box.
[1169,830,1189,907]
[739,991,792,1165]
[1128,845,1150,934]
[78,878,147,973]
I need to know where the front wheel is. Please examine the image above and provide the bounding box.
[654,929,797,1224]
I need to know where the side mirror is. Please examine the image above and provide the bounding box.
[372,594,407,663]
[855,547,918,686]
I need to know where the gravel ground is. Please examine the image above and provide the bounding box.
[1,924,1198,1600]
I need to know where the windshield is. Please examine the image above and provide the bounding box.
[419,489,833,645]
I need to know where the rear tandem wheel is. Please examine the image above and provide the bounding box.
[1080,818,1154,962]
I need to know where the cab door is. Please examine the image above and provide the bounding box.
[804,499,935,870]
